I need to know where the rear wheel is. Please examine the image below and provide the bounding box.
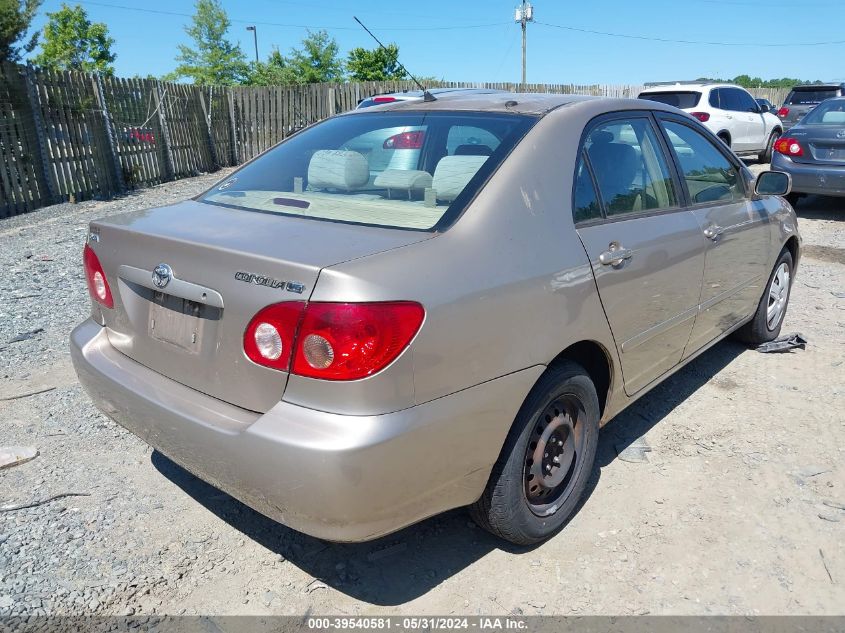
[469,362,599,545]
[735,249,793,345]
[758,130,780,163]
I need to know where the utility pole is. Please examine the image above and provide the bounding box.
[515,1,534,88]
[246,25,259,63]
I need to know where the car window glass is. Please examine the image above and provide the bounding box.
[737,90,758,112]
[709,89,720,108]
[584,119,677,217]
[720,88,743,111]
[638,92,701,109]
[573,154,602,223]
[446,126,500,156]
[801,99,845,125]
[786,89,839,105]
[661,120,745,204]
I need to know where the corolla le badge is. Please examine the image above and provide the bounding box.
[152,263,173,289]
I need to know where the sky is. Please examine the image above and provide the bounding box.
[28,0,845,84]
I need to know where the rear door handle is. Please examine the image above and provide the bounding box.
[703,225,724,240]
[599,247,634,266]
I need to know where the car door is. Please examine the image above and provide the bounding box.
[707,89,734,140]
[721,88,752,151]
[573,113,706,395]
[655,114,772,356]
[738,89,766,150]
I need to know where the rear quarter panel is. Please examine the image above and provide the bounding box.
[292,103,625,417]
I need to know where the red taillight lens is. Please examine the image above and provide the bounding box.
[292,302,424,380]
[83,243,113,309]
[383,131,425,150]
[777,107,789,118]
[243,302,306,371]
[373,96,397,104]
[691,111,710,122]
[774,137,803,157]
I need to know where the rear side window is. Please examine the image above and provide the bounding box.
[660,120,745,204]
[639,91,701,109]
[583,118,677,217]
[200,112,536,231]
[786,89,839,105]
[573,154,602,223]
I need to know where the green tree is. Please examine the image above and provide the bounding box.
[167,0,247,85]
[0,0,42,63]
[245,48,296,86]
[33,3,115,73]
[346,43,407,81]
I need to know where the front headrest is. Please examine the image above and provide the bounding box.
[432,155,487,202]
[308,150,369,191]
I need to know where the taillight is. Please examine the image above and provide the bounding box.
[691,111,710,122]
[383,131,425,150]
[373,96,397,104]
[243,302,306,371]
[243,301,425,380]
[777,107,789,118]
[774,137,804,157]
[83,243,113,309]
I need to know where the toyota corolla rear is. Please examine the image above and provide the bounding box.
[70,107,540,541]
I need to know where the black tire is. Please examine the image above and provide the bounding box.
[758,130,780,163]
[785,192,803,207]
[735,249,793,345]
[469,361,600,545]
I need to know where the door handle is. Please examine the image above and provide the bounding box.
[598,247,634,266]
[703,225,724,240]
[725,114,733,119]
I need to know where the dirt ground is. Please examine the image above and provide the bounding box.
[1,167,844,617]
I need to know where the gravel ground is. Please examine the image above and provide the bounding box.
[1,167,844,617]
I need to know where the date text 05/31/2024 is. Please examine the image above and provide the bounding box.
[306,617,528,630]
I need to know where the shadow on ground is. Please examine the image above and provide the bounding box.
[153,339,746,606]
[792,194,845,222]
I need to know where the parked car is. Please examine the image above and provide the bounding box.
[776,83,845,132]
[356,87,504,109]
[71,93,800,546]
[638,82,783,161]
[756,98,775,113]
[771,96,845,204]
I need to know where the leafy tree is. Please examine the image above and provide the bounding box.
[167,0,247,85]
[32,3,115,73]
[244,48,296,86]
[246,30,342,85]
[0,0,42,63]
[346,43,407,82]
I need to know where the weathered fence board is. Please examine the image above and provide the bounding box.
[0,65,797,217]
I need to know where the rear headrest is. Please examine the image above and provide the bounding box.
[307,150,369,191]
[821,111,845,124]
[373,169,433,192]
[433,155,487,202]
[454,144,493,156]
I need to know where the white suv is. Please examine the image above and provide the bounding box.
[638,82,783,162]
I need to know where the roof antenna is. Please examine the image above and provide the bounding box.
[353,16,436,102]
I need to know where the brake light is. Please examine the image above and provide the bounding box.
[83,243,113,309]
[243,302,306,371]
[691,111,710,122]
[373,96,397,104]
[777,107,789,118]
[774,137,804,157]
[383,131,425,150]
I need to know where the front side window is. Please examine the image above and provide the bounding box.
[201,112,536,231]
[660,120,745,205]
[584,118,677,217]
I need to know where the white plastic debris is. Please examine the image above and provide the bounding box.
[0,446,39,469]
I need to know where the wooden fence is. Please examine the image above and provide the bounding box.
[0,64,791,218]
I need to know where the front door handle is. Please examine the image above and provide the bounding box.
[599,247,634,266]
[703,225,724,240]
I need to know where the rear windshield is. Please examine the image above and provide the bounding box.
[786,89,839,105]
[201,111,536,231]
[638,91,701,109]
[800,99,845,125]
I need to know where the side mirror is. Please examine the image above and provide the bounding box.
[755,170,791,197]
[760,103,770,113]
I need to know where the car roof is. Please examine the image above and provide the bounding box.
[343,91,688,117]
[639,82,741,93]
[375,87,507,98]
[791,84,845,91]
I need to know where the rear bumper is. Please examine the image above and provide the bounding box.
[772,153,845,196]
[70,319,542,542]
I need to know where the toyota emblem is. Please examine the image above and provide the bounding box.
[152,263,173,289]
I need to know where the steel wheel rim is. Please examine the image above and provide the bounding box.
[523,396,587,517]
[766,262,790,330]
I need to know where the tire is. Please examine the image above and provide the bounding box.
[469,362,600,545]
[758,130,780,163]
[785,192,803,207]
[735,249,794,346]
[718,133,731,147]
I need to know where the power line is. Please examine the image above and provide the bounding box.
[72,1,510,32]
[535,20,845,47]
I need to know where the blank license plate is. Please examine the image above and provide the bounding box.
[149,291,203,353]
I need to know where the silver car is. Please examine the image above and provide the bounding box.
[71,93,800,545]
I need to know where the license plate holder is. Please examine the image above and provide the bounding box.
[149,291,203,353]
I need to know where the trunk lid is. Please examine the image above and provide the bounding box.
[90,200,431,412]
[787,126,845,165]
